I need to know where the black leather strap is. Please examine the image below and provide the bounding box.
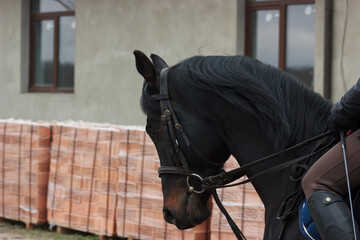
[209,189,247,240]
[151,93,169,100]
[158,166,188,176]
[202,131,332,188]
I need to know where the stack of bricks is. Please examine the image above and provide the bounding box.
[116,128,210,240]
[47,123,122,236]
[210,156,265,240]
[0,120,51,225]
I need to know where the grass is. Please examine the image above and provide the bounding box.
[0,220,108,240]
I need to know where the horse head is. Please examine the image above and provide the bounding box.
[133,50,337,239]
[134,50,230,229]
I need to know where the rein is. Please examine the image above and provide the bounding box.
[202,131,332,189]
[152,67,333,240]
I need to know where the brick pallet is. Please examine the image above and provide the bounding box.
[47,124,121,237]
[0,120,51,225]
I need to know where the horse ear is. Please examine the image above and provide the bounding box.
[150,53,169,76]
[134,50,156,86]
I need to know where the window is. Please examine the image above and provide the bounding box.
[245,0,315,87]
[29,0,76,93]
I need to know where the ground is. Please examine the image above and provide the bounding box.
[0,220,122,240]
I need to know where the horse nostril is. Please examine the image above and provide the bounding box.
[163,207,176,224]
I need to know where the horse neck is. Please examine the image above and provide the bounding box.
[220,84,332,208]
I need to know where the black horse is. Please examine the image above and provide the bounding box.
[134,50,336,239]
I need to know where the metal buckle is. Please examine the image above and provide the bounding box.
[186,173,205,194]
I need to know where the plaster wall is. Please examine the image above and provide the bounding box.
[0,0,238,125]
[314,0,360,102]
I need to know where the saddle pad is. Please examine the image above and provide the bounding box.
[298,199,321,240]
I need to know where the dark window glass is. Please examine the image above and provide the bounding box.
[246,0,315,87]
[58,16,75,88]
[251,10,280,67]
[285,4,315,87]
[34,20,54,86]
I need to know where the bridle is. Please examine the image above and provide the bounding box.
[150,67,334,240]
[154,67,216,194]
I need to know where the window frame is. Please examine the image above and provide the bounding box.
[29,1,75,93]
[245,0,315,70]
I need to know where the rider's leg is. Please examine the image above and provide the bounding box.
[302,129,360,240]
[306,190,358,239]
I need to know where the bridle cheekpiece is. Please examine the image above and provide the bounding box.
[152,67,208,194]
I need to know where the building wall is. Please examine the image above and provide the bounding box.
[331,0,360,99]
[2,0,360,124]
[0,0,238,125]
[314,0,360,101]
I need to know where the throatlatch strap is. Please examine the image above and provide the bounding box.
[209,189,246,240]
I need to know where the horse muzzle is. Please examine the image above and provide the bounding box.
[163,206,194,230]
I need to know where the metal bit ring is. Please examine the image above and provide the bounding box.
[186,173,205,194]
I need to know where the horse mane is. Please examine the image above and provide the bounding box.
[141,55,332,146]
